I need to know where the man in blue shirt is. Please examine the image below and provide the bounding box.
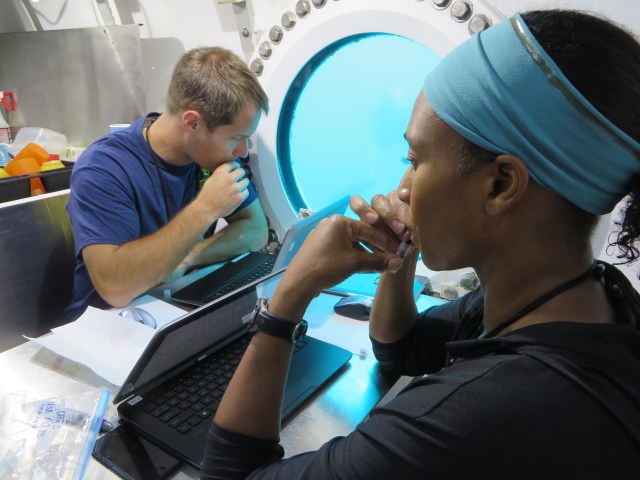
[66,47,269,319]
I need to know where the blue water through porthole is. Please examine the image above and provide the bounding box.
[278,33,440,213]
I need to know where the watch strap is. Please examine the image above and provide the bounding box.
[250,298,308,343]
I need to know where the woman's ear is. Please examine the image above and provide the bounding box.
[485,154,529,215]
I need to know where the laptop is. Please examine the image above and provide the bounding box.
[171,195,350,307]
[114,268,352,470]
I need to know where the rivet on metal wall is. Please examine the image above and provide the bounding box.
[269,25,284,44]
[468,14,491,34]
[450,1,472,22]
[250,58,264,76]
[432,0,451,9]
[296,0,311,18]
[312,0,327,7]
[281,11,297,30]
[258,41,273,59]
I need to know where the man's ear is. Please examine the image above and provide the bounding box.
[181,110,201,132]
[485,154,529,215]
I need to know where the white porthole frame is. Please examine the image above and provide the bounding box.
[249,0,503,236]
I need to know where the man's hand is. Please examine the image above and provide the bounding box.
[194,161,250,220]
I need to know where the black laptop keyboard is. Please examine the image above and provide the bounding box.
[140,333,307,434]
[205,256,277,301]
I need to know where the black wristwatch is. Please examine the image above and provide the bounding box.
[248,298,308,344]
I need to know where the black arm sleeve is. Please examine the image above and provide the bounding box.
[371,288,484,376]
[201,422,285,480]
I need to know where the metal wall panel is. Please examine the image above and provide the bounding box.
[0,191,75,352]
[0,24,146,147]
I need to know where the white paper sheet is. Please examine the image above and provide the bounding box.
[26,296,187,386]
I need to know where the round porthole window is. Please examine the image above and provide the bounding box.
[277,33,440,212]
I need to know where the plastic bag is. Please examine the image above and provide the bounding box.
[0,386,110,480]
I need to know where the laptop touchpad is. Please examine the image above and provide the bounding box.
[283,378,314,410]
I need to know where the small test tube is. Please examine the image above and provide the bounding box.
[396,232,412,258]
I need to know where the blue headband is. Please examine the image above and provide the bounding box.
[423,13,640,215]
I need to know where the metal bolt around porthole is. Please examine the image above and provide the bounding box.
[432,0,451,9]
[312,0,327,7]
[450,1,472,22]
[249,59,264,76]
[468,14,491,34]
[258,41,272,59]
[296,0,311,18]
[281,11,297,30]
[269,25,283,44]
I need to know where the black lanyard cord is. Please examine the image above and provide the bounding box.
[479,261,599,339]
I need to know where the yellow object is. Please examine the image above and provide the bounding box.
[0,168,8,178]
[40,160,65,171]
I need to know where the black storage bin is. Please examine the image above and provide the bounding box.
[0,174,31,202]
[37,166,73,193]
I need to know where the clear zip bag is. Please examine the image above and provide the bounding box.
[0,386,110,480]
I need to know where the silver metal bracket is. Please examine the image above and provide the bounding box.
[220,0,257,61]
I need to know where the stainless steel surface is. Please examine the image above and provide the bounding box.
[0,25,145,147]
[0,191,75,352]
[0,299,400,479]
[280,355,396,457]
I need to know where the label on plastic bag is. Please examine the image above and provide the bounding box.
[0,387,110,480]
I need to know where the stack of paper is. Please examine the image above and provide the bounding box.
[26,296,186,386]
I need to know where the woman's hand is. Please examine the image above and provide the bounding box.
[350,192,417,257]
[271,214,404,319]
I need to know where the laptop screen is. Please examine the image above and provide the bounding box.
[272,195,350,271]
[115,269,284,403]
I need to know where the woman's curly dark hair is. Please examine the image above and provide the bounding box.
[523,10,640,268]
[614,176,640,263]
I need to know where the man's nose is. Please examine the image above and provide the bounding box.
[233,139,249,158]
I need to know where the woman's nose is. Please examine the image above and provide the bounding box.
[397,169,412,204]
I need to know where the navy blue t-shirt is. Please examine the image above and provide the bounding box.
[65,114,258,320]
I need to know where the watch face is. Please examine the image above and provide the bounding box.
[248,298,268,333]
[294,320,309,342]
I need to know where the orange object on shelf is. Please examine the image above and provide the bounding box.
[13,142,50,165]
[4,156,46,195]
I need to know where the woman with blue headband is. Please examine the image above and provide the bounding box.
[202,10,640,479]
